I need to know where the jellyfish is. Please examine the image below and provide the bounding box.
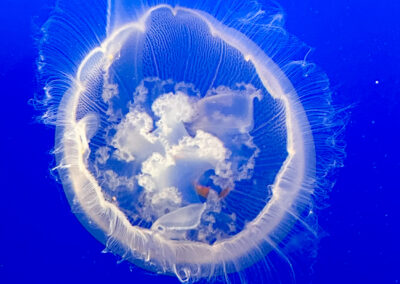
[36,0,345,282]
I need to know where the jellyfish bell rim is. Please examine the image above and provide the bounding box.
[53,3,316,281]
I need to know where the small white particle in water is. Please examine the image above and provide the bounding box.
[375,80,380,85]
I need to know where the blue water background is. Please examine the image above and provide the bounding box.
[0,0,399,283]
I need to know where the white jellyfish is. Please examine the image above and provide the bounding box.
[37,0,345,283]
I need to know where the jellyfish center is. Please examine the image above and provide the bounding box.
[91,80,263,242]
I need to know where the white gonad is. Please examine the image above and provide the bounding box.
[36,0,345,282]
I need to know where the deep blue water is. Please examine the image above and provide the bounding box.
[0,0,399,283]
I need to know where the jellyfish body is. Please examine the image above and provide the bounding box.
[37,0,345,282]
